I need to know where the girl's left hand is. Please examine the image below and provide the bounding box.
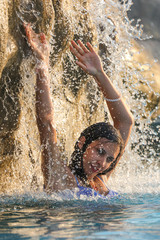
[70,40,103,76]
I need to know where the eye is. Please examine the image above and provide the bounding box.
[106,156,114,163]
[97,148,106,155]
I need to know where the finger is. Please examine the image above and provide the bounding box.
[70,45,83,61]
[71,40,84,55]
[23,23,33,43]
[24,24,39,50]
[86,42,95,53]
[25,24,32,44]
[25,24,37,40]
[77,40,89,53]
[40,33,46,44]
[76,61,87,73]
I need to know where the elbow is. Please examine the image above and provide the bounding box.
[124,115,134,131]
[36,113,55,134]
[123,109,134,127]
[120,114,134,130]
[128,114,134,127]
[36,112,54,125]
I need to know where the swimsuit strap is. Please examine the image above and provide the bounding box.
[74,176,81,187]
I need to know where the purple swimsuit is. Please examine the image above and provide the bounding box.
[75,176,118,198]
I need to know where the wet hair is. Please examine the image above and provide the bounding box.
[69,122,124,184]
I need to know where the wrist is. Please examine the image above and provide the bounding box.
[94,69,105,78]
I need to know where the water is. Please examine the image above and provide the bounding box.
[0,0,159,193]
[0,0,160,239]
[0,193,160,240]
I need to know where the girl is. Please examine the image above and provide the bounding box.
[24,24,133,197]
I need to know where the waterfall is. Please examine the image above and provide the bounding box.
[0,0,159,194]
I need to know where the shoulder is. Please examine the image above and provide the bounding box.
[90,175,109,196]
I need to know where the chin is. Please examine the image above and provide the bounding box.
[87,173,97,181]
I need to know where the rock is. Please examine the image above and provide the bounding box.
[128,0,160,60]
[0,0,105,193]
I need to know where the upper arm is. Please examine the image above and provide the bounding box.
[37,117,77,192]
[104,118,134,180]
[114,120,133,147]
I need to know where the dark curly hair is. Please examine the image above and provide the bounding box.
[69,122,124,184]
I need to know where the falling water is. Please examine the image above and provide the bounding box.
[0,0,159,195]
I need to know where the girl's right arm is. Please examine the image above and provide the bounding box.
[70,40,134,180]
[70,40,134,148]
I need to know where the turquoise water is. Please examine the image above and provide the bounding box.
[0,193,160,240]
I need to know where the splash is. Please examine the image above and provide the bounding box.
[66,0,160,194]
[0,0,159,195]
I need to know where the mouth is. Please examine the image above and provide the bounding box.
[90,164,100,173]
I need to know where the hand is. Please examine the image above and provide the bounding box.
[70,40,103,76]
[23,23,49,66]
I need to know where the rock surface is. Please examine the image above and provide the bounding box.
[128,0,160,60]
[0,0,106,193]
[128,0,160,124]
[0,0,159,193]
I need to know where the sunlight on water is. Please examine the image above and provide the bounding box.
[0,1,160,239]
[0,191,160,240]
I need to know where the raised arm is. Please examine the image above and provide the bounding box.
[24,24,76,192]
[70,40,134,147]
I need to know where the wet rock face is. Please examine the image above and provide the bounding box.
[0,1,8,78]
[129,0,160,59]
[129,0,160,36]
[0,0,106,193]
[128,0,160,120]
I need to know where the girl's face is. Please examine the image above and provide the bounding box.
[82,138,120,180]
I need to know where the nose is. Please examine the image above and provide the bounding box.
[97,157,106,169]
